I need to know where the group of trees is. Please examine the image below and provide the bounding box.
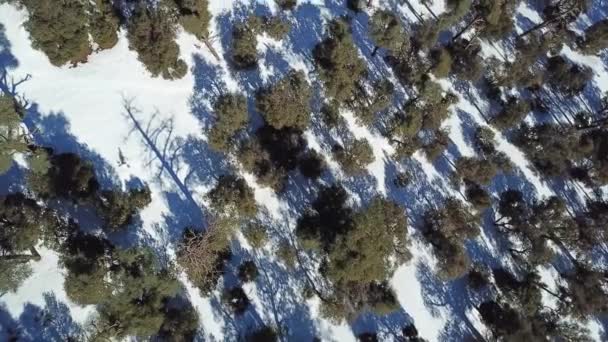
[231,14,290,69]
[14,0,211,79]
[295,185,411,321]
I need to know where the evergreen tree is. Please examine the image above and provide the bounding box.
[97,186,152,230]
[578,19,608,55]
[490,96,531,130]
[127,4,187,79]
[173,0,212,40]
[208,93,249,152]
[544,56,592,97]
[368,10,406,56]
[232,20,258,70]
[0,94,28,175]
[20,0,92,66]
[256,71,312,130]
[314,18,367,104]
[207,174,257,222]
[333,138,375,175]
[326,197,410,284]
[89,0,121,50]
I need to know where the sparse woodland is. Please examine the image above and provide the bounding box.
[1,0,608,341]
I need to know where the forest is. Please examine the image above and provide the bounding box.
[0,0,607,341]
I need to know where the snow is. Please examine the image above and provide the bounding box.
[1,0,608,340]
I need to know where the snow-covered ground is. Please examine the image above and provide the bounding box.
[1,0,607,341]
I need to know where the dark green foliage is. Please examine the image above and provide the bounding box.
[275,0,297,11]
[320,102,344,128]
[393,171,411,188]
[157,301,199,342]
[298,150,326,179]
[208,93,249,152]
[242,222,268,249]
[560,265,608,318]
[127,4,187,79]
[402,323,427,341]
[352,79,394,125]
[478,300,524,339]
[276,241,297,269]
[495,191,579,266]
[369,10,406,56]
[430,48,452,78]
[333,139,374,175]
[97,186,152,230]
[0,94,28,174]
[0,193,44,254]
[491,96,531,130]
[579,19,608,55]
[314,18,367,103]
[173,0,212,40]
[238,125,307,191]
[62,232,113,305]
[544,56,593,97]
[447,39,484,81]
[422,129,450,161]
[238,260,258,283]
[256,71,312,130]
[326,197,410,284]
[94,248,180,338]
[579,128,608,185]
[30,152,99,200]
[513,123,582,178]
[262,16,290,40]
[464,182,491,210]
[422,198,479,280]
[20,0,92,66]
[247,326,278,342]
[453,156,498,185]
[232,21,258,70]
[89,0,121,50]
[208,174,257,221]
[0,259,32,295]
[223,286,250,315]
[296,184,353,251]
[474,0,518,39]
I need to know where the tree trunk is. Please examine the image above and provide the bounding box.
[0,247,41,262]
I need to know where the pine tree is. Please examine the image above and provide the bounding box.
[578,19,608,55]
[127,4,187,79]
[208,93,249,152]
[333,138,375,175]
[20,0,92,66]
[369,10,406,56]
[256,71,312,130]
[314,18,367,104]
[0,94,28,175]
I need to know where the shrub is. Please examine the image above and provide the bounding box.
[242,222,268,249]
[20,0,92,66]
[491,97,531,130]
[256,71,312,129]
[430,48,452,78]
[208,93,249,152]
[333,139,375,175]
[238,260,259,282]
[208,174,257,221]
[262,16,290,40]
[127,4,187,79]
[276,241,297,269]
[454,156,498,185]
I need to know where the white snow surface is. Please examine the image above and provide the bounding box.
[1,0,607,341]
